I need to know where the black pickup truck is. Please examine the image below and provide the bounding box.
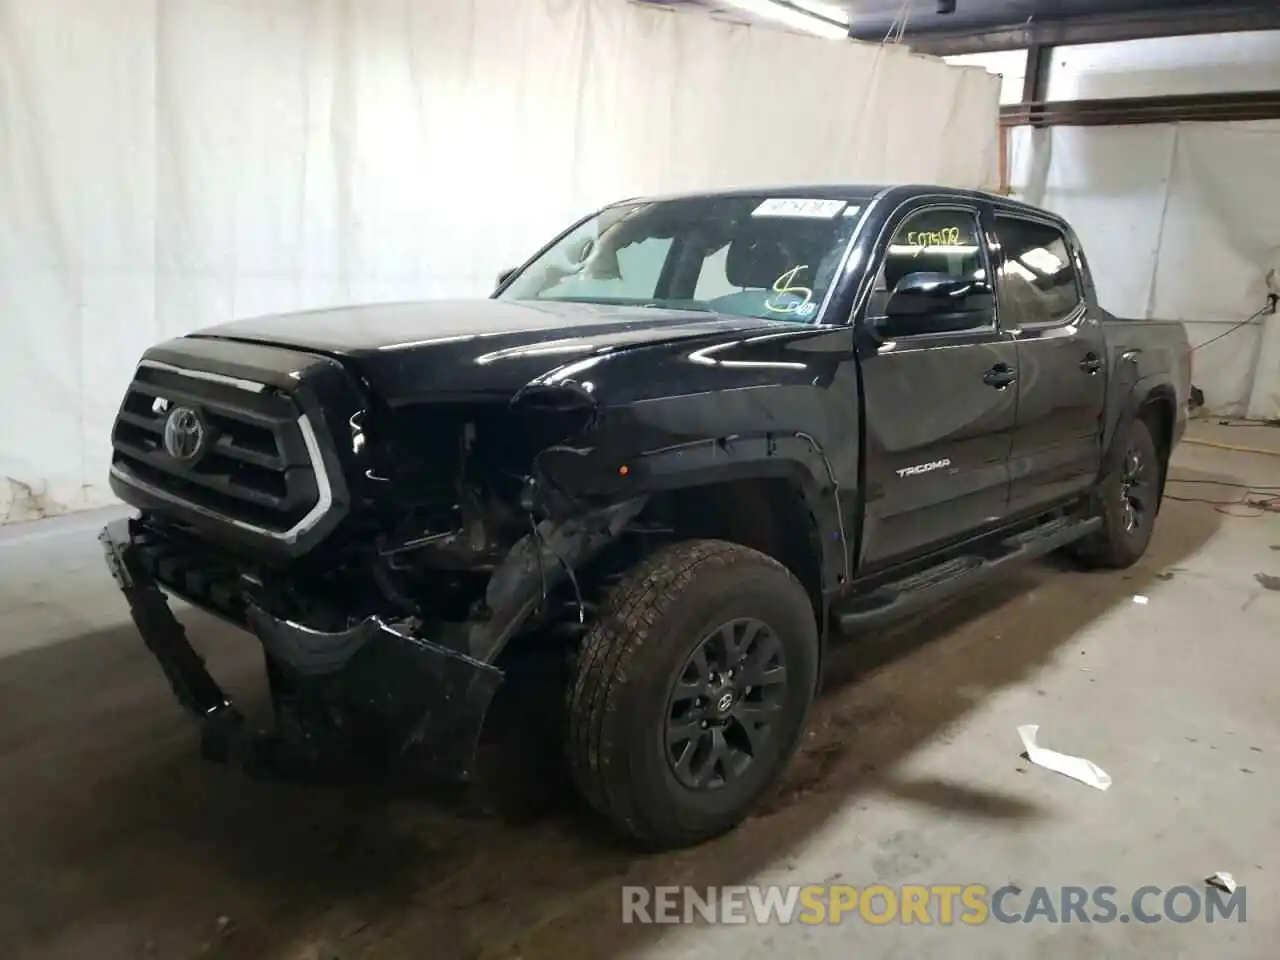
[101,185,1190,849]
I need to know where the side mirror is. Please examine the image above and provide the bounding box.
[495,267,518,290]
[876,271,994,337]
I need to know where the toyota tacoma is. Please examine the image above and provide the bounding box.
[101,185,1191,849]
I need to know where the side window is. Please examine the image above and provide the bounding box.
[993,217,1082,326]
[865,207,993,335]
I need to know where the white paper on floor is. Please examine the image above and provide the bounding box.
[1017,724,1112,791]
[1206,871,1237,893]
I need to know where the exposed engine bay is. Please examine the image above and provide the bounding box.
[295,384,632,652]
[115,361,645,667]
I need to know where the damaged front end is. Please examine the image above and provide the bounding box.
[100,515,504,783]
[99,372,647,785]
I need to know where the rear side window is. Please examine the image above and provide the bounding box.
[994,216,1082,325]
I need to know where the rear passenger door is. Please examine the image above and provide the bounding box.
[854,199,1019,573]
[994,214,1108,513]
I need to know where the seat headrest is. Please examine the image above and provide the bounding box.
[885,251,955,290]
[725,233,792,289]
[727,229,824,289]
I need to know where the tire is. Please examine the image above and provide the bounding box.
[1072,416,1163,569]
[566,539,818,850]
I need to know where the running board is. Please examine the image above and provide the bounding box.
[833,515,1102,631]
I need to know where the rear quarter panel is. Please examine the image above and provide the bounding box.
[1099,313,1191,457]
[1064,220,1190,456]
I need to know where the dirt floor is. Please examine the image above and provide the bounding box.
[1,420,1277,959]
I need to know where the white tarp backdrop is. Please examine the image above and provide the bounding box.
[1010,120,1280,422]
[0,0,999,523]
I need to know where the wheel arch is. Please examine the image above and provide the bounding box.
[509,433,848,687]
[1107,378,1176,510]
[637,476,827,616]
[537,431,849,598]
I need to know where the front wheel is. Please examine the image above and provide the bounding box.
[1072,416,1162,569]
[565,539,818,850]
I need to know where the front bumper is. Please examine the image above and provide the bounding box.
[99,516,503,784]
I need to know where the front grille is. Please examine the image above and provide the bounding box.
[110,361,326,536]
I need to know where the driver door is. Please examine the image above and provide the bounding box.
[854,199,1019,573]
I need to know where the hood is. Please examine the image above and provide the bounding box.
[188,298,786,403]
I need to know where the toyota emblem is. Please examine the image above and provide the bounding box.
[163,406,208,461]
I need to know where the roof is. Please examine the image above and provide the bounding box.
[618,184,891,205]
[613,183,1059,220]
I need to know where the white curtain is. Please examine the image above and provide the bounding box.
[1010,120,1280,421]
[0,0,1000,524]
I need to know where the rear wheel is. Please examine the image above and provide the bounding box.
[1073,416,1162,569]
[566,539,818,849]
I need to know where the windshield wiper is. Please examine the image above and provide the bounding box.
[637,301,713,312]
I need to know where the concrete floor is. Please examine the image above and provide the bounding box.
[0,421,1277,959]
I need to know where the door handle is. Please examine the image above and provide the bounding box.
[1079,353,1103,374]
[982,363,1017,389]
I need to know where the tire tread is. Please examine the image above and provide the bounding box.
[565,539,804,846]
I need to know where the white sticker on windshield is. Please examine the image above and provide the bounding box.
[752,198,847,219]
[843,204,862,217]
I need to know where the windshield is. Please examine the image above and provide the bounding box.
[498,194,865,323]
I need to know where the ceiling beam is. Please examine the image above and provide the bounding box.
[1020,44,1051,106]
[851,2,1280,56]
[1000,90,1280,127]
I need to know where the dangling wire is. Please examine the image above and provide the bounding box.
[529,514,548,609]
[528,513,586,624]
[882,0,911,44]
[558,553,587,626]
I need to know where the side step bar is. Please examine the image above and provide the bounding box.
[833,515,1102,631]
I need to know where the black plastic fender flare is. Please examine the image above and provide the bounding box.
[534,431,850,597]
[1099,367,1179,507]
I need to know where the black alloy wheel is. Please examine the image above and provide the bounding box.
[1069,415,1162,569]
[1119,442,1156,536]
[665,617,788,791]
